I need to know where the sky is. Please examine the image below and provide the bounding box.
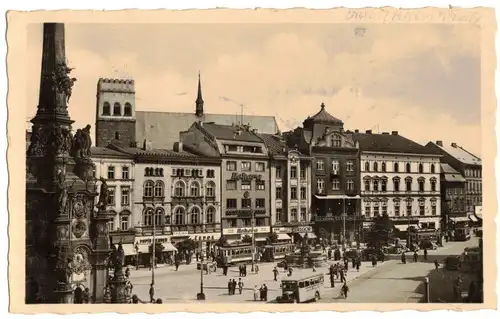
[25,23,482,156]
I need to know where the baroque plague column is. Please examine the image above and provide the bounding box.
[26,23,112,304]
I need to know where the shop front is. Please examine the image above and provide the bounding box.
[134,235,178,266]
[109,231,137,266]
[223,226,270,244]
[273,224,316,244]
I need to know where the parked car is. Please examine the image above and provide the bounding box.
[445,256,461,270]
[420,241,438,250]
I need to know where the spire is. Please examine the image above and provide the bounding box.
[195,71,204,117]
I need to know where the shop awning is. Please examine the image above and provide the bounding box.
[255,238,267,242]
[451,216,470,223]
[162,243,178,252]
[307,233,317,239]
[277,233,291,240]
[315,195,361,200]
[115,243,138,256]
[394,225,409,232]
[468,215,479,222]
[136,244,150,253]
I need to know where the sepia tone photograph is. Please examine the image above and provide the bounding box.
[6,7,497,313]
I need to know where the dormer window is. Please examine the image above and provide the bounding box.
[331,134,341,147]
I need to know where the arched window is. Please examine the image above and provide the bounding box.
[381,162,386,172]
[364,162,370,172]
[155,208,163,226]
[174,206,185,225]
[190,181,200,197]
[430,177,437,192]
[406,163,411,173]
[418,163,424,173]
[143,180,154,197]
[430,164,435,174]
[206,206,215,224]
[190,207,200,224]
[113,102,121,116]
[205,181,215,197]
[174,181,185,197]
[154,181,164,197]
[143,208,153,226]
[418,177,425,192]
[405,177,413,191]
[373,162,378,172]
[124,102,132,116]
[394,162,399,172]
[393,177,401,192]
[102,102,111,116]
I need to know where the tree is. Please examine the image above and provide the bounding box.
[318,228,330,242]
[267,232,278,244]
[176,238,198,253]
[216,235,228,247]
[148,242,164,260]
[241,235,253,244]
[365,213,395,248]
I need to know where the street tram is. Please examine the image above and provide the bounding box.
[261,243,296,262]
[277,273,325,303]
[215,242,296,266]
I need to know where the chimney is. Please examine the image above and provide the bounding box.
[142,139,152,151]
[252,129,258,133]
[129,141,138,148]
[451,142,457,148]
[391,131,398,135]
[366,130,372,134]
[436,140,443,146]
[354,129,359,133]
[173,142,183,152]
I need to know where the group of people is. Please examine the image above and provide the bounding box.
[227,278,245,295]
[253,284,269,301]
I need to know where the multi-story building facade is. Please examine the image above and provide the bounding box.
[285,103,361,244]
[181,122,272,243]
[438,163,468,229]
[351,130,442,231]
[258,133,314,243]
[425,141,482,223]
[133,142,222,254]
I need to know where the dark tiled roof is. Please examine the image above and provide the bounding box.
[257,133,288,155]
[91,146,133,158]
[201,123,263,143]
[136,111,278,149]
[352,132,437,155]
[303,103,343,125]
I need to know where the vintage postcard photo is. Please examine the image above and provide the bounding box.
[6,7,497,313]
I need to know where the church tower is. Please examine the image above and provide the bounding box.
[195,71,204,118]
[95,78,136,147]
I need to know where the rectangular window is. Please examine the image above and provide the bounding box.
[256,180,265,190]
[373,206,380,217]
[122,166,129,179]
[332,179,340,190]
[419,205,425,216]
[276,166,282,179]
[107,166,115,179]
[394,204,400,216]
[276,187,282,199]
[317,179,324,193]
[373,180,379,191]
[406,180,412,192]
[276,208,282,222]
[346,180,354,191]
[241,181,252,190]
[226,180,236,191]
[300,208,307,221]
[241,198,251,208]
[346,160,354,172]
[331,160,340,173]
[300,187,306,200]
[382,205,387,215]
[227,219,236,227]
[255,198,265,208]
[381,180,387,192]
[226,161,237,171]
[226,199,237,209]
[290,167,297,178]
[300,167,306,179]
[121,187,130,206]
[243,219,251,227]
[255,162,265,172]
[364,180,370,191]
[406,204,412,216]
[121,216,129,231]
[107,221,114,233]
[291,208,297,222]
[316,160,324,171]
[107,187,115,205]
[241,161,251,171]
[431,204,437,215]
[291,187,297,200]
[394,180,400,192]
[365,205,371,217]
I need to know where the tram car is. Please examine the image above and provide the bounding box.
[215,243,254,267]
[261,243,296,262]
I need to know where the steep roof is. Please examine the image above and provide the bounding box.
[440,163,466,183]
[257,133,288,155]
[136,111,278,150]
[352,131,438,155]
[432,142,481,166]
[200,122,263,143]
[303,103,343,126]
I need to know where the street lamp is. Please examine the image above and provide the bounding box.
[246,205,256,272]
[197,240,206,300]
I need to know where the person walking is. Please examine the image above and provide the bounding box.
[273,267,279,281]
[356,259,361,272]
[341,282,349,299]
[125,266,130,279]
[434,260,440,270]
[263,284,268,301]
[424,248,428,261]
[238,278,244,294]
[401,252,407,264]
[253,285,259,301]
[413,251,418,263]
[232,279,237,295]
[255,264,259,274]
[330,273,335,288]
[227,279,232,295]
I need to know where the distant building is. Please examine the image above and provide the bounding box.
[425,141,482,224]
[284,103,361,245]
[258,133,314,243]
[350,130,442,231]
[438,163,468,228]
[181,122,272,243]
[95,75,279,150]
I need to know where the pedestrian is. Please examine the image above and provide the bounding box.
[82,287,90,303]
[273,267,278,281]
[401,252,406,264]
[238,265,242,277]
[288,266,293,277]
[356,259,360,272]
[328,249,332,260]
[259,285,264,301]
[341,282,349,299]
[340,269,345,283]
[196,251,200,262]
[330,274,335,288]
[424,248,428,261]
[344,260,349,271]
[351,258,356,269]
[232,279,237,295]
[253,285,259,301]
[175,260,180,271]
[244,264,248,276]
[263,284,268,301]
[238,278,244,294]
[125,267,130,279]
[149,284,155,303]
[255,264,260,274]
[413,251,418,263]
[227,279,232,295]
[434,260,440,270]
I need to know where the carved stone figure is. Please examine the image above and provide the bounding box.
[27,127,44,156]
[55,170,68,214]
[62,128,73,154]
[97,177,109,209]
[72,220,87,239]
[81,125,92,156]
[52,62,77,104]
[72,129,84,157]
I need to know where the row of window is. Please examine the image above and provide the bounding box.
[103,166,130,180]
[143,180,216,198]
[104,186,130,206]
[226,179,266,191]
[226,161,266,172]
[316,178,355,193]
[363,162,437,174]
[102,101,133,117]
[275,207,308,223]
[276,186,308,200]
[107,215,130,232]
[275,165,307,179]
[223,218,267,228]
[224,144,264,154]
[142,206,217,226]
[364,201,437,217]
[465,168,482,178]
[226,198,266,209]
[363,177,437,192]
[316,159,355,172]
[466,181,482,193]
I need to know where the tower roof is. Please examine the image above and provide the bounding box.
[195,71,204,117]
[303,103,344,126]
